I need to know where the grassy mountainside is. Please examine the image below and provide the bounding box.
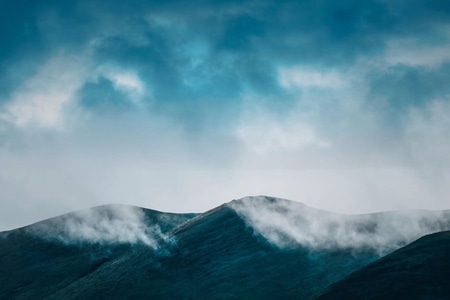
[0,201,380,299]
[316,231,450,299]
[0,205,197,299]
[45,204,379,299]
[1,197,449,299]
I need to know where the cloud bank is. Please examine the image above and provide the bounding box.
[230,196,450,254]
[27,205,168,248]
[0,0,450,229]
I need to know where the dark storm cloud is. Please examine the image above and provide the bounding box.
[2,0,450,123]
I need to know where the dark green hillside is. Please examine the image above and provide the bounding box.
[316,231,450,299]
[0,205,197,299]
[46,204,379,299]
[1,198,449,299]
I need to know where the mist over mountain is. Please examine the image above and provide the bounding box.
[2,1,450,298]
[0,205,196,299]
[1,196,449,299]
[231,196,450,254]
[25,204,196,247]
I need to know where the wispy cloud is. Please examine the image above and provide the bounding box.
[230,196,450,254]
[27,205,169,248]
[235,108,330,156]
[385,38,450,68]
[0,54,90,129]
[0,0,450,230]
[94,66,147,105]
[278,67,345,89]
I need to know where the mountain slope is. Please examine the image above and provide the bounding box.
[315,231,450,299]
[0,204,197,299]
[46,202,379,299]
[1,196,450,299]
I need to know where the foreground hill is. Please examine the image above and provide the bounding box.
[31,202,379,299]
[316,231,450,299]
[1,196,449,299]
[0,204,197,299]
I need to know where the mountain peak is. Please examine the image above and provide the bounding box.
[231,195,306,205]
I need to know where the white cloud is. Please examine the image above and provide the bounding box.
[1,60,450,233]
[385,38,450,68]
[28,204,168,248]
[100,68,144,95]
[0,55,89,129]
[230,196,450,254]
[228,89,450,215]
[93,66,147,105]
[278,67,345,89]
[110,72,144,94]
[235,102,330,157]
[236,118,329,155]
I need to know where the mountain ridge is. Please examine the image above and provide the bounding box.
[1,196,450,299]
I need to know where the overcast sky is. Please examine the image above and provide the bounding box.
[1,0,450,230]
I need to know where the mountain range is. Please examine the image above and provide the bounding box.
[1,196,450,299]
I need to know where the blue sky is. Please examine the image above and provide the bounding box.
[1,0,450,229]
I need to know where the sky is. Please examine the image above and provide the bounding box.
[1,0,450,230]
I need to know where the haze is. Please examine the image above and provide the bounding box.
[1,0,450,230]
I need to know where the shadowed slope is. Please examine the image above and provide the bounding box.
[315,231,450,299]
[0,204,197,299]
[46,202,381,299]
[1,197,450,299]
